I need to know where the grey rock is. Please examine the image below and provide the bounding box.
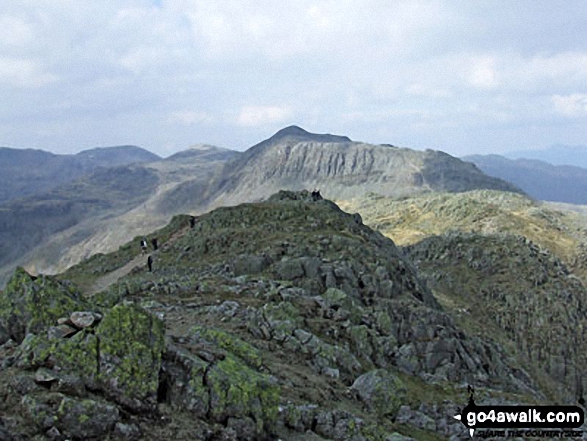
[47,325,78,339]
[34,368,58,384]
[351,369,406,418]
[113,422,142,440]
[70,311,101,329]
[274,259,305,280]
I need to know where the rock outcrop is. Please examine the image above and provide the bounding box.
[0,191,572,440]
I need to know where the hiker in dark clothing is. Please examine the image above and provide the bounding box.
[147,255,153,272]
[151,237,158,251]
[190,216,196,228]
[311,189,322,201]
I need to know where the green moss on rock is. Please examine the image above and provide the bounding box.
[207,354,280,434]
[191,325,263,369]
[0,268,87,343]
[351,369,406,418]
[22,393,119,439]
[96,303,165,411]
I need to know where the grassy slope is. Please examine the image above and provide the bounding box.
[338,190,587,281]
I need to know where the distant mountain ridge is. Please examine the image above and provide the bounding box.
[0,126,523,286]
[0,145,160,204]
[506,144,587,168]
[204,125,522,209]
[464,154,587,204]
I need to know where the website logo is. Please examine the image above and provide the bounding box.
[453,387,584,438]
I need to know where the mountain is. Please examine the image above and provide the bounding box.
[0,127,522,288]
[0,191,572,440]
[204,126,522,210]
[340,189,587,397]
[506,144,587,168]
[463,154,587,204]
[0,145,160,204]
[0,145,240,287]
[338,190,587,282]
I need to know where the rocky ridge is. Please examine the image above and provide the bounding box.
[0,191,569,440]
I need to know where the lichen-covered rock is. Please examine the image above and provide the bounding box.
[69,311,101,329]
[21,393,119,439]
[191,326,263,369]
[160,343,210,416]
[0,268,87,343]
[96,303,165,411]
[351,369,406,418]
[207,354,280,434]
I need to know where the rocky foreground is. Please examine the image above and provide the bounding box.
[0,191,582,440]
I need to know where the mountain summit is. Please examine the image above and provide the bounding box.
[205,126,522,209]
[268,125,352,144]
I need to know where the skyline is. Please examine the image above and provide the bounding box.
[2,1,587,157]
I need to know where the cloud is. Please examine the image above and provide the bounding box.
[168,110,213,125]
[552,94,587,117]
[0,15,35,48]
[236,105,292,127]
[468,56,499,89]
[0,57,58,88]
[2,1,587,155]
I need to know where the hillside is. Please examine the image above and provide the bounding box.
[337,190,587,282]
[0,146,240,287]
[0,145,160,204]
[0,191,564,440]
[464,154,587,204]
[205,126,522,210]
[405,232,587,404]
[0,127,523,288]
[505,144,587,168]
[339,189,587,404]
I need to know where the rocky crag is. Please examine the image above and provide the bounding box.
[1,190,578,440]
[205,126,522,210]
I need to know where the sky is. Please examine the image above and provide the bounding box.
[2,1,587,157]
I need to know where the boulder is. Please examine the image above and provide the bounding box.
[351,369,406,418]
[21,393,119,439]
[0,268,87,343]
[95,303,165,411]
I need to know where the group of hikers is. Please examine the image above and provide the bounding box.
[141,237,158,272]
[311,189,322,201]
[141,191,324,273]
[142,215,200,272]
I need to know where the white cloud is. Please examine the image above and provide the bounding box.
[552,94,587,117]
[168,110,213,125]
[406,83,451,98]
[236,105,292,127]
[0,15,34,48]
[468,56,499,89]
[0,57,58,88]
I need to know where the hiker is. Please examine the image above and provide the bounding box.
[147,255,153,272]
[140,238,148,255]
[190,216,196,228]
[311,189,322,201]
[151,237,158,251]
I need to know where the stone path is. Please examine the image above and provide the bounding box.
[85,223,192,297]
[86,254,149,297]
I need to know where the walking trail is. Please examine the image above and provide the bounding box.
[85,223,192,297]
[86,254,149,297]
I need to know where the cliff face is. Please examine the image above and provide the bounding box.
[207,126,522,209]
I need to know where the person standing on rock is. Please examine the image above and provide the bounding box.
[190,216,196,228]
[151,237,158,251]
[147,255,153,272]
